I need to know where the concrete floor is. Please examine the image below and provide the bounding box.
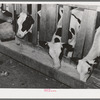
[0,53,70,88]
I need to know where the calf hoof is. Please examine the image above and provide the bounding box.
[15,40,21,45]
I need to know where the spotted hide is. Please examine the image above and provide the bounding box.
[38,7,83,69]
[77,27,100,82]
[15,12,34,45]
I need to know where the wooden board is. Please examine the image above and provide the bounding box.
[62,6,71,43]
[63,4,99,11]
[0,40,99,88]
[2,4,6,10]
[39,4,57,41]
[31,4,38,45]
[16,4,22,14]
[83,10,97,57]
[46,4,57,41]
[39,4,47,41]
[22,4,27,13]
[8,4,14,20]
[73,10,97,58]
[21,4,28,41]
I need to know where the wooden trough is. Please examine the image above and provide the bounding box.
[0,4,100,88]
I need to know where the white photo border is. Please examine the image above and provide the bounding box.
[0,1,100,99]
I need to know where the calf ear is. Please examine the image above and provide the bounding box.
[2,10,12,17]
[86,60,97,66]
[86,61,93,66]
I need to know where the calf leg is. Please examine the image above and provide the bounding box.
[15,36,21,45]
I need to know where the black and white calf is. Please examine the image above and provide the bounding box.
[39,7,83,69]
[47,8,83,69]
[0,22,15,41]
[56,7,83,57]
[0,8,15,41]
[15,12,34,44]
[77,27,100,82]
[46,28,73,69]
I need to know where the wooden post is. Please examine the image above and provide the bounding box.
[31,4,38,45]
[8,4,15,20]
[21,4,28,41]
[39,4,46,41]
[46,4,57,41]
[16,4,22,14]
[2,4,6,10]
[22,4,27,13]
[39,4,57,42]
[83,10,97,57]
[73,9,97,58]
[62,5,71,43]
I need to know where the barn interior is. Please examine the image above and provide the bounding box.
[0,3,100,88]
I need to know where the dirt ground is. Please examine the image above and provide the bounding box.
[0,53,70,88]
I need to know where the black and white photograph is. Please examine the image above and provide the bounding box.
[0,1,100,98]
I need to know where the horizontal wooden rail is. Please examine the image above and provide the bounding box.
[59,4,100,11]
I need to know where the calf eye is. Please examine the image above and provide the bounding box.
[71,28,75,35]
[54,38,60,43]
[88,67,92,74]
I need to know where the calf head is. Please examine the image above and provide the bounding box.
[16,12,34,38]
[46,42,73,69]
[77,60,96,82]
[46,42,63,69]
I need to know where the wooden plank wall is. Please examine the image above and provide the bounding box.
[2,4,6,10]
[62,6,71,43]
[2,4,98,60]
[32,4,38,45]
[8,4,15,20]
[16,4,22,14]
[82,10,97,57]
[39,4,57,42]
[21,4,29,41]
[46,4,57,41]
[39,4,47,41]
[22,4,27,13]
[73,9,97,58]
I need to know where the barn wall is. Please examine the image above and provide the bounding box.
[1,4,99,59]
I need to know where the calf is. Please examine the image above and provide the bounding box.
[77,26,100,82]
[15,12,34,44]
[45,27,73,69]
[0,9,15,41]
[55,7,83,57]
[0,22,15,41]
[39,7,83,69]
